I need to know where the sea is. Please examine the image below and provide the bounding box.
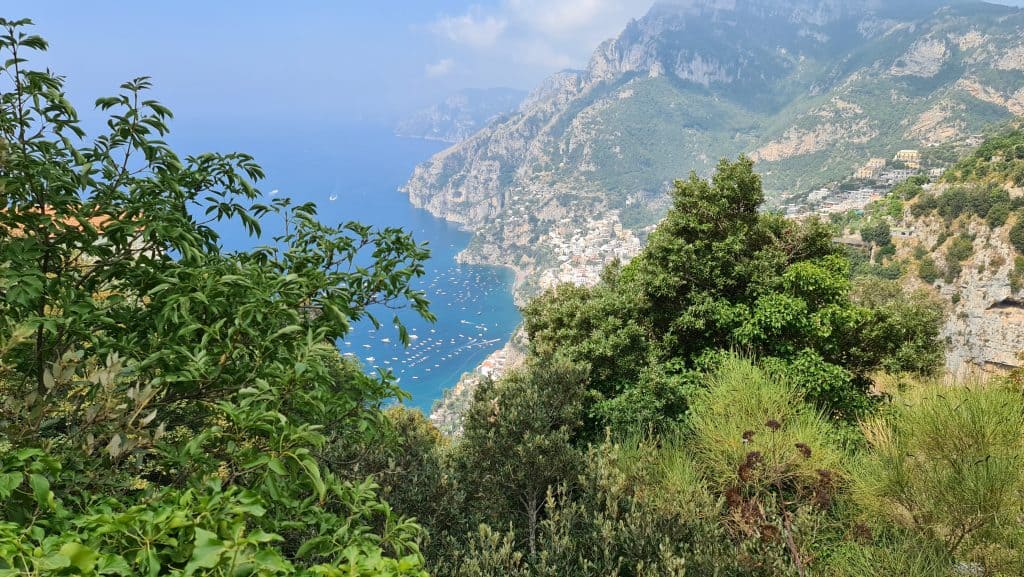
[170,122,522,412]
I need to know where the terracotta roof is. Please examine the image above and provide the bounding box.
[2,205,119,237]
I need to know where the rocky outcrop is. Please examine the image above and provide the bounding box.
[402,1,1024,307]
[890,200,1024,378]
[891,37,950,78]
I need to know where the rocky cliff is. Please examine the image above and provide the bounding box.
[843,125,1024,377]
[402,0,1024,302]
[893,210,1024,377]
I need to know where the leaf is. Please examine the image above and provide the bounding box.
[107,434,123,459]
[59,542,99,571]
[270,325,302,339]
[140,409,158,426]
[298,456,327,502]
[267,458,287,476]
[28,473,51,509]
[184,528,225,574]
[0,472,22,499]
[96,554,132,576]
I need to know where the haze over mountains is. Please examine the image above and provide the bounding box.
[402,0,1024,299]
[395,87,527,143]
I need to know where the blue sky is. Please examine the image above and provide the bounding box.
[6,1,1024,129]
[8,2,656,127]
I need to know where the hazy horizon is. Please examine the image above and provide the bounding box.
[7,0,1024,130]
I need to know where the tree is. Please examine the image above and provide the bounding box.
[917,255,941,284]
[1010,213,1024,254]
[453,355,588,557]
[860,219,892,247]
[0,19,431,575]
[525,157,943,427]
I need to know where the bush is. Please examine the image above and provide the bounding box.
[987,203,1011,228]
[850,381,1024,573]
[1010,213,1024,254]
[946,235,974,264]
[918,256,941,284]
[860,219,892,246]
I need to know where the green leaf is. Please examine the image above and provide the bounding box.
[184,528,225,574]
[267,458,287,476]
[271,325,302,339]
[0,472,22,499]
[28,473,51,509]
[59,542,99,571]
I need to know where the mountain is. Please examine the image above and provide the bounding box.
[836,122,1024,377]
[401,0,1024,300]
[395,87,527,143]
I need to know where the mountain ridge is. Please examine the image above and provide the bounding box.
[402,0,1024,302]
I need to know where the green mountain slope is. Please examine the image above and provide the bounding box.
[402,0,1024,300]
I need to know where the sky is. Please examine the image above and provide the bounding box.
[6,1,1024,130]
[7,1,656,128]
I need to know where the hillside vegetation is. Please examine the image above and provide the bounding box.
[403,0,1024,300]
[835,122,1024,375]
[389,156,1024,577]
[5,18,1024,577]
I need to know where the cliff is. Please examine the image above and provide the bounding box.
[402,0,1024,302]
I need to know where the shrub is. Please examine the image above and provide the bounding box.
[860,219,892,246]
[850,381,1024,571]
[685,358,848,574]
[946,235,974,264]
[1009,213,1024,254]
[987,203,1011,228]
[918,256,941,284]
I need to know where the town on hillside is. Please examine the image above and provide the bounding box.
[781,140,985,217]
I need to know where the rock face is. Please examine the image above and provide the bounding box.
[402,0,1024,302]
[395,87,526,144]
[895,211,1024,377]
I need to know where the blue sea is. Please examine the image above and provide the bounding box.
[171,122,521,412]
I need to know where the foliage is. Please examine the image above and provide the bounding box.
[946,235,975,264]
[525,157,943,427]
[849,380,1024,575]
[1010,213,1024,255]
[848,279,945,375]
[917,256,941,284]
[910,182,1014,225]
[0,19,432,575]
[859,219,891,246]
[452,355,588,556]
[943,125,1024,187]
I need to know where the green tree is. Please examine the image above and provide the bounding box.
[1010,213,1024,254]
[453,355,587,557]
[0,19,431,575]
[525,157,943,426]
[860,219,892,247]
[917,256,941,284]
